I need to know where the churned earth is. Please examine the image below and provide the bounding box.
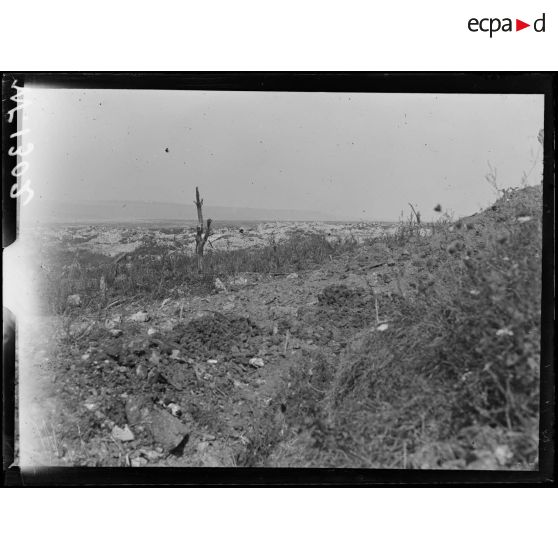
[16,185,543,470]
[19,237,408,467]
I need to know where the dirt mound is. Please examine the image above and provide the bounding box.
[171,312,263,359]
[318,284,370,307]
[294,284,378,341]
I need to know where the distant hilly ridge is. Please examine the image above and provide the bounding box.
[30,199,356,223]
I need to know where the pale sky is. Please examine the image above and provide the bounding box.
[22,88,543,221]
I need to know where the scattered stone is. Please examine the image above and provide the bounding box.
[197,441,210,452]
[494,445,513,466]
[111,424,135,442]
[110,329,123,338]
[517,215,532,223]
[147,369,159,383]
[249,357,265,368]
[159,365,185,390]
[377,323,389,332]
[81,353,90,361]
[167,403,182,417]
[149,408,189,452]
[130,311,149,322]
[67,294,82,307]
[149,351,161,365]
[125,396,152,426]
[230,276,248,286]
[130,457,148,467]
[286,272,299,279]
[214,278,227,292]
[136,364,148,379]
[140,449,163,462]
[207,359,218,364]
[147,327,157,336]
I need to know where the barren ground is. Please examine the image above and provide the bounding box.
[16,188,542,469]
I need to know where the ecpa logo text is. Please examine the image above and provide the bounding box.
[468,13,545,37]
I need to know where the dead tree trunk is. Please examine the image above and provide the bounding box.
[408,203,421,226]
[194,187,212,273]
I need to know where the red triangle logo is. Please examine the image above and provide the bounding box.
[516,19,530,31]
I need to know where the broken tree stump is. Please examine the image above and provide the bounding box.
[194,187,212,273]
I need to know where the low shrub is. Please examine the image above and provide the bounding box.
[40,231,359,314]
[267,185,543,469]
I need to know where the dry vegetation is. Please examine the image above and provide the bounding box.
[20,185,542,469]
[265,186,542,469]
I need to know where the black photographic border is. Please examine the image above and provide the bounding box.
[2,71,555,486]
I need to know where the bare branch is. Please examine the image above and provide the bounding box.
[193,188,213,273]
[408,203,421,225]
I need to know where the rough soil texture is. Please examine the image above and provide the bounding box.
[19,239,405,467]
[16,186,542,469]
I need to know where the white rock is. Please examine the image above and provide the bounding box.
[147,327,157,336]
[494,445,513,466]
[130,457,148,467]
[111,424,135,442]
[110,329,123,338]
[130,311,149,322]
[230,276,248,286]
[286,273,299,279]
[136,364,148,379]
[377,323,389,332]
[249,357,265,368]
[67,294,82,307]
[141,449,163,462]
[207,359,218,365]
[214,278,227,292]
[167,403,182,417]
